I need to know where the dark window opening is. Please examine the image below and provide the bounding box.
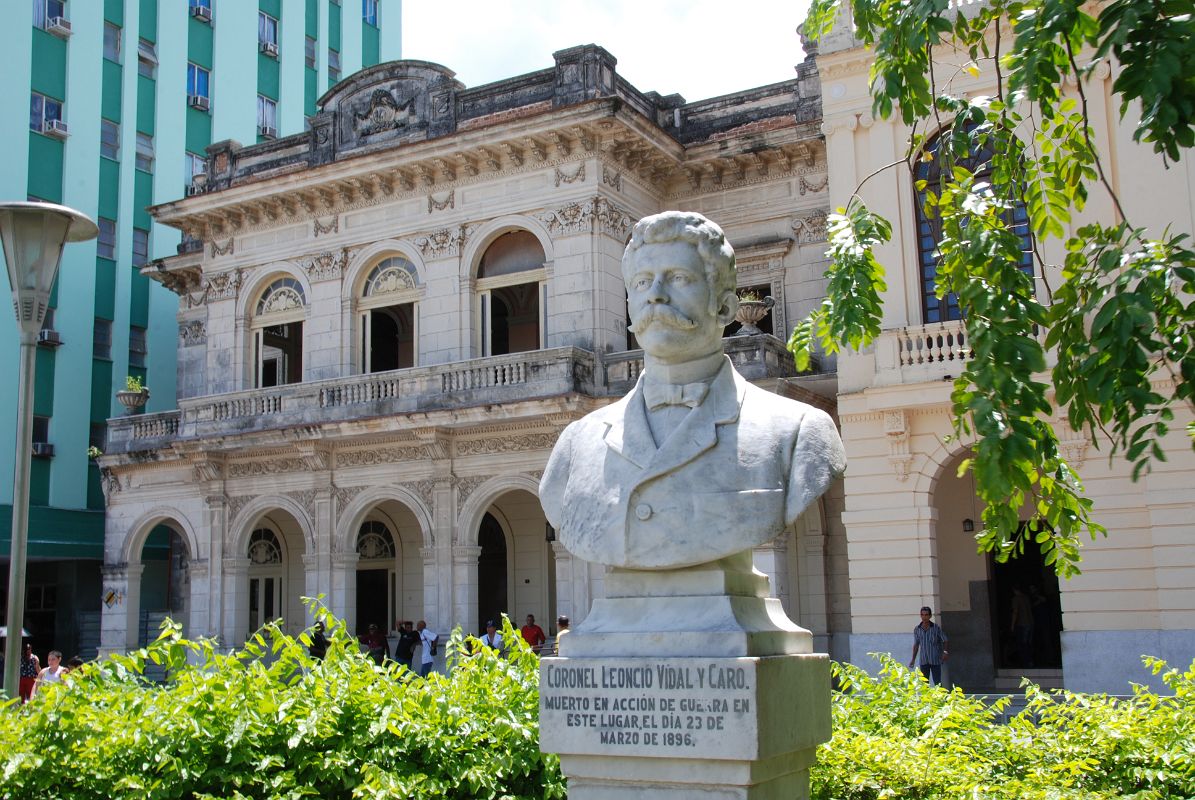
[259,322,303,387]
[367,303,414,372]
[988,524,1063,670]
[476,513,508,635]
[489,283,539,356]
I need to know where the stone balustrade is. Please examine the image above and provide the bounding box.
[873,319,1050,387]
[106,338,806,453]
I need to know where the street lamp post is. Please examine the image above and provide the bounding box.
[0,202,97,699]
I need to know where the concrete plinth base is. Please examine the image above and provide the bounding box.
[541,553,831,799]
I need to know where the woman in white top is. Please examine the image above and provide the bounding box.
[31,650,66,697]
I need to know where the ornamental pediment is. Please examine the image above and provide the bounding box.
[320,62,464,155]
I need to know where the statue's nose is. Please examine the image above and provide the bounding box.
[645,274,668,303]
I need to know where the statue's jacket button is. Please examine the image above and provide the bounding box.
[634,503,652,520]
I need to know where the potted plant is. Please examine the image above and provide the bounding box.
[116,375,150,415]
[734,289,775,336]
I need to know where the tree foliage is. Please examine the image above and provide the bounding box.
[813,654,1195,799]
[0,612,564,800]
[794,0,1195,575]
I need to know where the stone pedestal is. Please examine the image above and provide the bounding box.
[540,552,831,798]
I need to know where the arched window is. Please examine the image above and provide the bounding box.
[914,128,1034,323]
[247,527,282,564]
[358,256,419,373]
[357,520,396,560]
[251,276,306,387]
[476,231,546,356]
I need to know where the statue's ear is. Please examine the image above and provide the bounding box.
[716,291,739,326]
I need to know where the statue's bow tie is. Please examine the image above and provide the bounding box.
[643,381,709,410]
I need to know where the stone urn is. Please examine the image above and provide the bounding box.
[115,388,149,415]
[734,295,775,336]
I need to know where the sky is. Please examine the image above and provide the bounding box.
[401,1,814,103]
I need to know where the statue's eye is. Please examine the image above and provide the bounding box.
[670,272,689,285]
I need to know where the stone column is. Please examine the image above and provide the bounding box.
[551,541,575,622]
[331,552,359,628]
[222,557,249,648]
[452,545,482,635]
[187,559,210,646]
[98,562,136,657]
[203,494,227,642]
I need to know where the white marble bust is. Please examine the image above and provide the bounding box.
[540,211,846,569]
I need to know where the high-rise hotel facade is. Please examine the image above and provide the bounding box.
[0,0,400,659]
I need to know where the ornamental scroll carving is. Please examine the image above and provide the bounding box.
[455,475,488,511]
[332,484,365,512]
[427,190,455,214]
[884,409,914,482]
[286,489,318,522]
[416,225,472,258]
[338,446,429,466]
[404,479,437,512]
[227,458,306,477]
[210,238,235,257]
[792,208,830,244]
[313,216,339,237]
[537,197,632,238]
[179,320,206,346]
[799,175,829,195]
[304,249,349,282]
[204,271,242,301]
[456,433,557,456]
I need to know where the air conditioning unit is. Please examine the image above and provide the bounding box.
[46,16,72,37]
[37,329,63,347]
[190,5,212,22]
[258,125,277,139]
[259,40,278,57]
[31,442,55,458]
[42,119,69,139]
[188,94,210,112]
[185,181,203,197]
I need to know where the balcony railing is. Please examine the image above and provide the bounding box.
[106,337,809,453]
[873,319,1050,387]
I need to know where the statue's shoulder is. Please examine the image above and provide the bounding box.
[736,373,825,431]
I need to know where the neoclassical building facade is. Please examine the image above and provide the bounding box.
[99,46,845,670]
[99,24,1194,693]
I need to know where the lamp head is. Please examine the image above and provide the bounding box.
[0,202,98,334]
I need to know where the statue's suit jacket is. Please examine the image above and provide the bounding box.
[539,358,847,569]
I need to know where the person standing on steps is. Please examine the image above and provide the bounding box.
[909,606,949,686]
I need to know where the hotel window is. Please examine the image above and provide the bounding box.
[328,49,341,83]
[137,38,157,79]
[187,63,210,102]
[185,152,206,188]
[257,95,277,137]
[132,228,149,267]
[93,318,112,359]
[29,93,62,133]
[362,0,378,26]
[305,35,317,68]
[103,22,121,61]
[258,11,278,54]
[100,119,119,160]
[96,217,117,260]
[33,0,66,30]
[129,326,147,368]
[135,132,154,172]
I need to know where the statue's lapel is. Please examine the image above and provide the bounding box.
[603,381,655,469]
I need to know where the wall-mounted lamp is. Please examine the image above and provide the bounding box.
[545,522,556,543]
[962,518,975,533]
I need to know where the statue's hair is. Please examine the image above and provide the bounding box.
[622,211,737,314]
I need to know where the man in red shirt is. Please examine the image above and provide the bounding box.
[520,614,547,654]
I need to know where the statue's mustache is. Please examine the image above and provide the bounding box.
[627,304,699,334]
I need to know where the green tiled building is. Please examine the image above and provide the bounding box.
[0,0,400,660]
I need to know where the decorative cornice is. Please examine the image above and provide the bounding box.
[455,432,557,456]
[227,458,306,477]
[338,446,431,466]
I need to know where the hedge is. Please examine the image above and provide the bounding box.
[2,613,1191,799]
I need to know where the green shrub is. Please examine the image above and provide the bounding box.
[0,609,564,800]
[812,654,1195,799]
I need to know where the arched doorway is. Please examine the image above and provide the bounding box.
[934,451,1063,690]
[355,520,395,635]
[242,509,307,637]
[477,513,507,634]
[473,489,557,637]
[137,523,190,646]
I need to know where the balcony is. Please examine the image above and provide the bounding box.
[871,319,1050,388]
[106,337,810,454]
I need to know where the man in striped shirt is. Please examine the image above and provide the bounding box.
[909,606,949,686]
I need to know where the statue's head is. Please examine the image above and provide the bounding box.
[622,211,738,362]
